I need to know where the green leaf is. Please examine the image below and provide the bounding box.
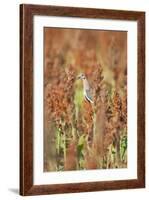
[77,135,86,159]
[74,88,84,107]
[78,134,85,146]
[120,135,127,160]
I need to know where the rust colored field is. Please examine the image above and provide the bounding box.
[44,28,127,172]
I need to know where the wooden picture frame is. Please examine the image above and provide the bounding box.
[20,4,145,196]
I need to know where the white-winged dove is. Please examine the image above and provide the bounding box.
[77,73,93,104]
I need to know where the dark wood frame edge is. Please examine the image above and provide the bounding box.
[20,4,145,196]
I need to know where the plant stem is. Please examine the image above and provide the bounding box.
[63,130,66,163]
[57,130,60,155]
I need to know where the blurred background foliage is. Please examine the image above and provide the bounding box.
[44,28,127,171]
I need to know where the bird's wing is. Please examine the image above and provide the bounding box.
[85,89,93,103]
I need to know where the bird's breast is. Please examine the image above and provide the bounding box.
[82,79,90,90]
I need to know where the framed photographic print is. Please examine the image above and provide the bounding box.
[20,4,145,196]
